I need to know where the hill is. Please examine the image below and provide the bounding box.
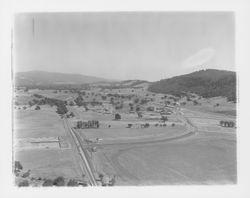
[15,71,112,87]
[148,69,236,102]
[94,80,150,89]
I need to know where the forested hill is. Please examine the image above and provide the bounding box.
[148,69,236,102]
[15,71,111,86]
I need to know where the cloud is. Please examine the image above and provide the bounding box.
[182,48,216,69]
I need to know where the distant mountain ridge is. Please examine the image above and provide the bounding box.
[15,71,113,86]
[148,69,236,102]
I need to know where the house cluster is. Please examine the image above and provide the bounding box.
[88,102,113,114]
[76,120,100,129]
[148,104,173,115]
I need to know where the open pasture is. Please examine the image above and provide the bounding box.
[94,131,236,185]
[14,106,66,138]
[15,149,83,180]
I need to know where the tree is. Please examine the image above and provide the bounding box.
[53,176,65,186]
[136,106,140,112]
[42,179,54,186]
[67,179,79,186]
[98,173,104,180]
[140,99,148,105]
[220,120,224,126]
[161,116,168,122]
[74,94,85,106]
[114,113,121,120]
[109,176,116,186]
[101,95,107,100]
[137,112,143,118]
[193,100,198,105]
[56,104,68,115]
[14,161,23,173]
[134,98,139,103]
[110,97,114,104]
[35,105,41,110]
[68,101,74,106]
[146,106,154,111]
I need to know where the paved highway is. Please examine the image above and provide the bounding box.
[63,118,98,186]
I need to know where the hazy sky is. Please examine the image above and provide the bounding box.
[14,12,235,81]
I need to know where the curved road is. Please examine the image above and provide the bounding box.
[87,109,198,148]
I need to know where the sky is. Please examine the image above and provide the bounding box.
[14,12,235,81]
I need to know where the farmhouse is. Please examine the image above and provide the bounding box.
[103,102,114,114]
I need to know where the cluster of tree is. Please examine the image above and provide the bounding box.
[31,94,68,115]
[76,120,100,129]
[90,100,102,106]
[148,69,236,102]
[141,123,150,128]
[161,115,168,122]
[42,176,87,187]
[66,112,75,118]
[146,106,154,111]
[154,123,167,127]
[74,94,85,106]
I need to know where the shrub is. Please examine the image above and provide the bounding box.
[18,180,29,187]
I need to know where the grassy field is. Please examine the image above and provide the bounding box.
[183,97,236,117]
[15,149,83,179]
[13,88,237,186]
[88,107,236,185]
[14,106,83,182]
[14,106,66,138]
[92,129,236,185]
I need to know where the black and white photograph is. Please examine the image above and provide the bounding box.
[12,12,237,187]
